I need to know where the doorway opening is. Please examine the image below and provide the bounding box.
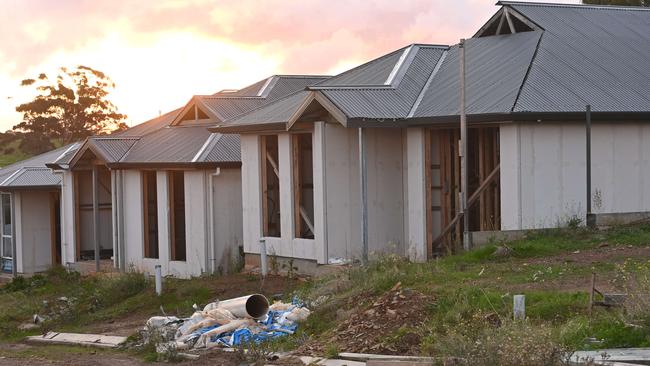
[426,127,501,256]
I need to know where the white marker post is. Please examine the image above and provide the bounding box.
[259,239,268,278]
[514,294,526,321]
[154,264,162,296]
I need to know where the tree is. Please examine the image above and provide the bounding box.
[14,66,128,153]
[582,0,649,6]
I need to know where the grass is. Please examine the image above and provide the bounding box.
[3,224,650,364]
[288,224,650,363]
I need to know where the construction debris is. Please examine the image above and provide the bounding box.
[301,283,430,356]
[26,332,127,348]
[142,294,310,353]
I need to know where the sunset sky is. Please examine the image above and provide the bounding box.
[0,0,578,132]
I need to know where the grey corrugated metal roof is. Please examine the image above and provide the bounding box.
[90,137,139,162]
[414,31,541,118]
[220,91,311,128]
[114,108,181,137]
[0,144,78,188]
[119,126,210,163]
[318,45,448,119]
[215,45,447,130]
[1,168,60,188]
[318,48,407,86]
[198,75,328,122]
[503,2,650,113]
[48,143,81,167]
[201,133,241,163]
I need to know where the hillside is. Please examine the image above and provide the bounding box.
[2,224,650,365]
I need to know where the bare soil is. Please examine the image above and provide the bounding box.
[300,282,431,356]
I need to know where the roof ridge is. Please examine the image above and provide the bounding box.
[408,49,449,118]
[510,32,545,113]
[500,1,650,11]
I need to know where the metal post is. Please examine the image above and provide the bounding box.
[259,238,268,278]
[585,105,593,227]
[10,192,17,277]
[359,127,369,265]
[92,165,100,272]
[154,264,162,296]
[459,38,471,251]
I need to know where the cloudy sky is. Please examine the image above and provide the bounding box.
[0,0,578,131]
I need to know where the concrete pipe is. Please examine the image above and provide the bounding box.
[217,294,270,319]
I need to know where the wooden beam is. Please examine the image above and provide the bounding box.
[505,8,516,34]
[432,164,500,249]
[92,165,100,272]
[496,12,506,35]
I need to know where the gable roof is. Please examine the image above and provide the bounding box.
[59,75,328,169]
[502,1,650,114]
[0,144,79,189]
[215,2,650,132]
[176,75,329,124]
[214,44,448,132]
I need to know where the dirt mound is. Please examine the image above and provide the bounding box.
[303,282,431,355]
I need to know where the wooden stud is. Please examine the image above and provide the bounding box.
[424,129,433,258]
[292,135,302,238]
[74,171,81,261]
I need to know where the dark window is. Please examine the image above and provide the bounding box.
[143,171,159,259]
[261,135,281,237]
[292,134,314,239]
[169,171,186,261]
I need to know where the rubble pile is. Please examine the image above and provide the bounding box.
[143,294,310,353]
[303,283,430,355]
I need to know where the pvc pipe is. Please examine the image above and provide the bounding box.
[155,264,162,296]
[259,238,268,278]
[217,294,270,319]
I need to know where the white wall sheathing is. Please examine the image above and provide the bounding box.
[17,191,54,273]
[500,122,650,230]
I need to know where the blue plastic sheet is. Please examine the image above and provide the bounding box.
[186,303,306,347]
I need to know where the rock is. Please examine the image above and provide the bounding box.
[492,246,512,258]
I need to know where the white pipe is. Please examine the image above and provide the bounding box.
[259,238,267,278]
[155,264,162,296]
[217,294,269,319]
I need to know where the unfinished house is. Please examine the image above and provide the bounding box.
[0,144,79,275]
[214,1,650,266]
[48,75,327,278]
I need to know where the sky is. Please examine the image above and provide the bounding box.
[0,0,579,132]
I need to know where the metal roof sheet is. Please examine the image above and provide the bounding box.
[1,168,61,188]
[198,75,328,122]
[0,144,77,188]
[319,45,448,119]
[414,31,541,118]
[505,2,650,113]
[318,47,407,86]
[114,108,181,137]
[90,137,139,162]
[201,133,241,163]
